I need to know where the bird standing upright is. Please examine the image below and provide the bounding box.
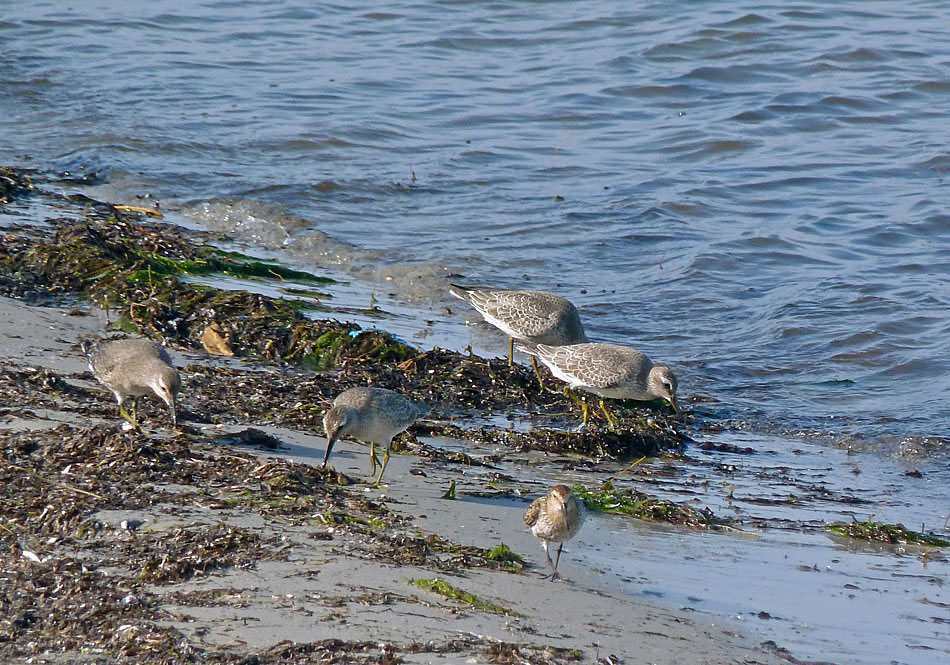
[523,484,586,580]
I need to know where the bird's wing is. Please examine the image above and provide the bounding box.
[538,344,643,390]
[523,496,544,527]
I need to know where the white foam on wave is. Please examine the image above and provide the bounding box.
[181,197,461,304]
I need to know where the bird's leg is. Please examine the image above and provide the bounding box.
[530,357,561,394]
[541,541,561,581]
[542,540,556,578]
[545,386,575,417]
[598,399,619,430]
[117,397,140,430]
[530,356,546,389]
[507,337,514,367]
[369,441,380,474]
[562,386,587,415]
[373,444,392,487]
[118,404,137,428]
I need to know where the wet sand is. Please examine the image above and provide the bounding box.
[5,173,947,664]
[0,174,792,663]
[0,295,789,664]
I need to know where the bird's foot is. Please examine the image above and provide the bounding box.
[118,406,141,432]
[598,400,620,431]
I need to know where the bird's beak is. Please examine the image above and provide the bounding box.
[323,432,337,467]
[669,395,681,415]
[169,399,178,427]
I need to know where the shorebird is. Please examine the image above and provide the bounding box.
[449,283,588,384]
[519,342,679,428]
[82,337,180,428]
[523,484,585,580]
[322,386,429,487]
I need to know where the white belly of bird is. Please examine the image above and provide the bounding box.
[545,365,648,401]
[356,419,402,445]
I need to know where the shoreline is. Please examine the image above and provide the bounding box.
[0,171,794,663]
[3,169,948,664]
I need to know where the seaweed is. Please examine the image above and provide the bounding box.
[412,578,521,615]
[572,480,718,527]
[138,525,269,584]
[347,531,525,573]
[0,166,34,203]
[827,518,950,547]
[0,209,413,370]
[486,543,525,570]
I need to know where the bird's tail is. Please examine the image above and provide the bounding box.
[448,283,475,302]
[515,342,541,357]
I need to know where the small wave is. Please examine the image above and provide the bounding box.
[182,197,459,304]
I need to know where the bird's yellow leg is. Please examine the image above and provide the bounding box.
[118,404,137,429]
[599,399,619,430]
[508,337,514,366]
[561,386,590,423]
[562,386,583,406]
[373,447,391,487]
[369,441,381,473]
[531,356,544,386]
[531,356,561,394]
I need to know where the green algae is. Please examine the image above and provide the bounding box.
[827,519,949,547]
[124,246,334,286]
[573,480,715,527]
[441,480,457,500]
[486,543,524,569]
[412,578,521,615]
[204,249,335,285]
[0,206,414,371]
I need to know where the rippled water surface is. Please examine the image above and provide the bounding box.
[2,2,949,660]
[4,1,948,443]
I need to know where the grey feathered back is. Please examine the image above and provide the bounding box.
[449,284,587,345]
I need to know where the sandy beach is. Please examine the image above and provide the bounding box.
[0,174,801,664]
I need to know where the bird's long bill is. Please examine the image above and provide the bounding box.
[169,400,178,427]
[323,434,337,466]
[668,395,681,415]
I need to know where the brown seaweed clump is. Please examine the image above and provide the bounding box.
[0,166,34,203]
[0,169,689,454]
[0,413,583,662]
